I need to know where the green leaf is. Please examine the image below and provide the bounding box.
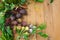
[6,26,12,36]
[35,0,44,3]
[37,23,47,30]
[20,0,26,3]
[0,12,5,24]
[0,17,4,24]
[16,36,21,40]
[16,29,21,34]
[38,32,48,38]
[1,34,6,40]
[20,0,27,5]
[31,29,36,34]
[1,25,5,32]
[5,3,11,10]
[23,34,29,40]
[1,26,13,40]
[10,3,15,10]
[0,3,5,12]
[5,0,13,4]
[50,0,53,3]
[0,37,3,40]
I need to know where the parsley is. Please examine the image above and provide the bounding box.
[6,26,13,36]
[0,3,5,12]
[0,12,5,24]
[0,26,13,40]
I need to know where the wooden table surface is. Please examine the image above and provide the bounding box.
[24,0,60,40]
[0,0,60,40]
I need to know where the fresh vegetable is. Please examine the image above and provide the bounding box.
[21,21,27,26]
[38,32,48,38]
[22,27,25,30]
[50,0,53,3]
[16,13,22,18]
[20,0,27,5]
[25,26,29,31]
[19,9,27,15]
[11,21,18,25]
[37,23,46,30]
[0,12,5,24]
[0,3,5,12]
[29,29,33,33]
[0,26,13,40]
[29,24,33,29]
[17,18,22,23]
[23,32,29,40]
[4,0,27,5]
[35,0,44,3]
[10,15,16,21]
[17,26,21,30]
[0,0,48,40]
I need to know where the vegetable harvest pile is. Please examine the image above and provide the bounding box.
[0,0,53,40]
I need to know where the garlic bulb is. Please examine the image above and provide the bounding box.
[29,29,33,33]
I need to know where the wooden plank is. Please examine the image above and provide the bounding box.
[24,0,45,40]
[35,3,45,40]
[52,0,60,40]
[44,0,60,40]
[43,0,54,40]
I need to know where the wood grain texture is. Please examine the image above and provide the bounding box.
[0,0,60,40]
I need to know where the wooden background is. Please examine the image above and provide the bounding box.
[0,0,60,40]
[22,0,60,40]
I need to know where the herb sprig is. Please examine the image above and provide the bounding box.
[16,23,48,40]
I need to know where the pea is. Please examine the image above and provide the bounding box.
[19,9,27,15]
